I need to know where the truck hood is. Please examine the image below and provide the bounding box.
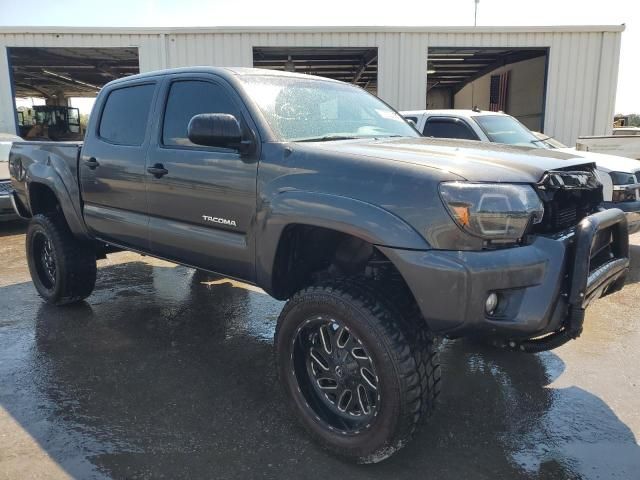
[556,147,640,174]
[306,137,595,183]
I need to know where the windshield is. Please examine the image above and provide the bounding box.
[473,115,546,148]
[240,75,419,142]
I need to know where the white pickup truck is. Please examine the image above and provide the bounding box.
[402,109,640,234]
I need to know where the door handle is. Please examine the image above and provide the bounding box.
[147,163,169,178]
[84,157,99,169]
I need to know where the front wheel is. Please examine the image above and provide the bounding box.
[275,280,439,463]
[26,213,96,305]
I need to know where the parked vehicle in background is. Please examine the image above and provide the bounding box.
[612,127,640,136]
[401,109,640,233]
[10,68,630,463]
[531,131,640,232]
[0,132,21,221]
[576,132,640,160]
[18,105,83,141]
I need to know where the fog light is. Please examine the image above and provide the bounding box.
[485,292,499,315]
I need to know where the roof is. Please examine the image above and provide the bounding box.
[105,66,342,86]
[401,109,508,118]
[0,25,626,35]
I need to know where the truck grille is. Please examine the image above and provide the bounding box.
[554,206,578,229]
[0,181,12,195]
[533,169,602,234]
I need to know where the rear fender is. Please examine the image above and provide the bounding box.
[25,153,90,239]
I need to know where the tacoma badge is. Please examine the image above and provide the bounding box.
[202,215,237,227]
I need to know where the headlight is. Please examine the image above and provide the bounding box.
[439,182,544,242]
[609,171,636,185]
[609,171,640,202]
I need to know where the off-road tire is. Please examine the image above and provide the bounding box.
[26,213,96,305]
[360,278,441,422]
[275,279,440,463]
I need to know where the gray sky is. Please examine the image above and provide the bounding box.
[1,0,638,113]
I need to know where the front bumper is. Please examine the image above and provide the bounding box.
[380,209,629,341]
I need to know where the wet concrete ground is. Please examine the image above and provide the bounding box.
[0,220,639,480]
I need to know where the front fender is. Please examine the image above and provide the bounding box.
[255,190,430,294]
[25,154,90,239]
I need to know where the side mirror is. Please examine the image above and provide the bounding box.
[187,113,252,153]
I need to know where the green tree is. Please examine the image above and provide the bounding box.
[627,114,640,127]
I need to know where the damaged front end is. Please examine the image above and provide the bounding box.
[506,168,629,352]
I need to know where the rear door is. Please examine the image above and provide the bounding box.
[145,74,259,281]
[80,80,159,250]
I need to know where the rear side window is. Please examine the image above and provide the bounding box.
[423,118,478,140]
[162,80,242,148]
[99,84,155,146]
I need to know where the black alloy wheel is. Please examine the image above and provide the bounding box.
[293,316,380,433]
[32,231,57,289]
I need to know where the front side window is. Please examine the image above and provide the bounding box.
[423,118,478,140]
[162,80,242,148]
[99,84,155,146]
[239,75,418,142]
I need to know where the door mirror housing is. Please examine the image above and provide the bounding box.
[187,113,252,153]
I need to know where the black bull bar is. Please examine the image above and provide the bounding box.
[515,208,629,353]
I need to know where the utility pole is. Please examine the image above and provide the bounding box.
[471,0,480,108]
[474,0,479,27]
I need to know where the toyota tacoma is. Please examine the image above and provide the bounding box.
[9,67,630,463]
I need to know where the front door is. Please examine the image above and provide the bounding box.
[80,81,158,250]
[145,76,258,281]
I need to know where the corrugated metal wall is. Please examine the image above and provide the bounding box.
[0,26,623,146]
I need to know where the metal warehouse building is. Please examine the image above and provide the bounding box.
[0,25,624,146]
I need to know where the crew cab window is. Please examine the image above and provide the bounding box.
[162,80,241,148]
[99,84,155,146]
[423,118,479,140]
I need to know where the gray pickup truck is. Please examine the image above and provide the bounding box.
[9,67,630,463]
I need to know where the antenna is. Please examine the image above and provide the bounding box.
[474,0,479,27]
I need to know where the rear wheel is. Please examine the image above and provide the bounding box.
[26,213,96,305]
[275,280,439,463]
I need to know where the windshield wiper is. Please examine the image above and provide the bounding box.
[296,135,362,142]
